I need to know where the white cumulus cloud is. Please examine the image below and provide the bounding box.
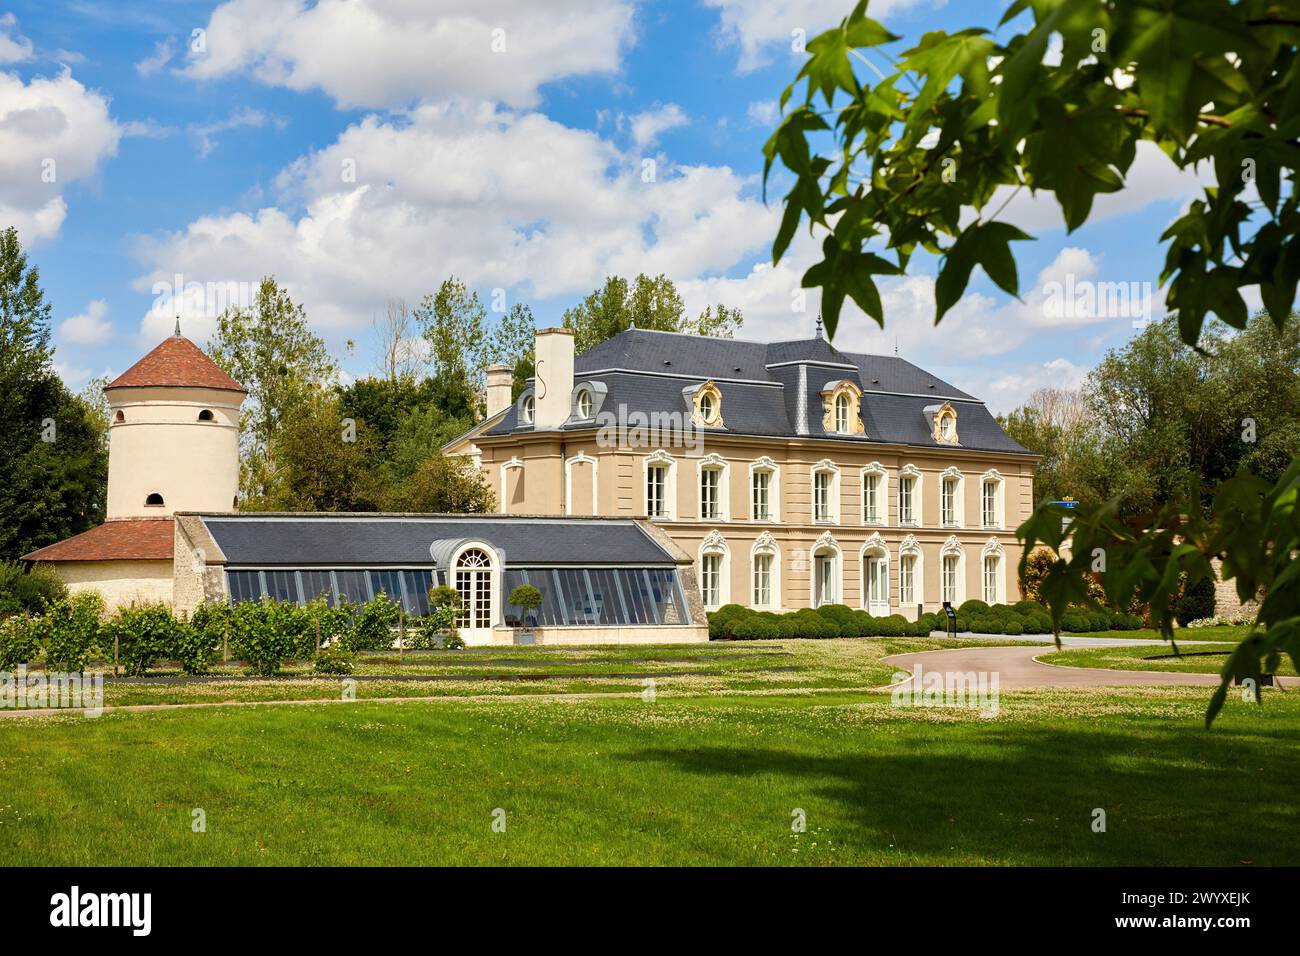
[183,0,636,109]
[59,299,114,346]
[0,68,121,243]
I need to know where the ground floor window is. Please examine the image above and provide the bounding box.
[942,554,959,604]
[225,567,435,616]
[814,553,837,606]
[752,553,772,607]
[983,554,1000,604]
[900,554,916,606]
[701,553,722,608]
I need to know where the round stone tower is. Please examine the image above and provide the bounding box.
[104,325,247,518]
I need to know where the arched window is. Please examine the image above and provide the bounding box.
[454,548,493,633]
[198,409,215,422]
[145,492,165,507]
[114,410,125,423]
[699,391,715,422]
[834,393,850,432]
[860,533,890,616]
[576,388,593,419]
[520,394,535,424]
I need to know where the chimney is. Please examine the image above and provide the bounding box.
[485,363,513,418]
[534,327,574,429]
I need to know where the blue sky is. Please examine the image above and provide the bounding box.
[1,0,1225,412]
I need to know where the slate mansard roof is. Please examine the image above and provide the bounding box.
[195,513,681,567]
[486,329,1032,455]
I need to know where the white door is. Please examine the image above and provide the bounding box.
[866,555,890,616]
[454,548,494,644]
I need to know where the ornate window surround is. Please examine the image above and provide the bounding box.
[696,452,730,522]
[811,458,841,525]
[748,456,780,523]
[860,461,889,527]
[750,530,781,609]
[643,449,677,521]
[699,529,730,609]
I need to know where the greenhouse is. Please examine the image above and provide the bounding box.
[176,513,707,645]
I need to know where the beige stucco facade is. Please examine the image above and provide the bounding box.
[53,560,175,609]
[106,384,242,518]
[467,430,1034,619]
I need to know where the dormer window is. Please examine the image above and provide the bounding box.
[820,380,863,435]
[576,388,593,419]
[688,381,724,429]
[520,394,535,425]
[834,394,849,432]
[927,402,959,445]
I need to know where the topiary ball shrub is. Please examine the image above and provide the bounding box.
[958,599,990,617]
[1013,600,1043,616]
[732,618,780,640]
[1005,621,1024,635]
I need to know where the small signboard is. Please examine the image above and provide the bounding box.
[942,601,957,637]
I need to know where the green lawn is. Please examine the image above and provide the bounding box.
[1,636,1296,866]
[1042,641,1296,676]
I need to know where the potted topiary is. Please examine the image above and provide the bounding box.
[508,584,543,645]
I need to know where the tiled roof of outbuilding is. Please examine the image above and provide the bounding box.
[22,518,176,562]
[107,335,246,392]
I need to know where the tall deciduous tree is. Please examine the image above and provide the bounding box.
[562,273,743,353]
[0,227,107,560]
[208,277,337,501]
[762,3,1300,719]
[254,391,381,513]
[764,1,1299,346]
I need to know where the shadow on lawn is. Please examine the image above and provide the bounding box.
[621,723,1299,866]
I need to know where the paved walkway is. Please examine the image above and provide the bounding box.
[883,639,1298,690]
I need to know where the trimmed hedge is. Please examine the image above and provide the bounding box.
[708,598,1145,640]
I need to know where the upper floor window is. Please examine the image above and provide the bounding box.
[941,476,958,526]
[861,463,888,526]
[700,466,721,520]
[699,392,715,422]
[647,465,668,518]
[752,469,771,520]
[576,388,593,419]
[198,409,215,422]
[145,492,165,507]
[811,460,839,524]
[899,476,920,528]
[981,470,1004,529]
[520,394,535,425]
